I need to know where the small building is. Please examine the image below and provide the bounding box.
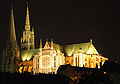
[57,64,104,81]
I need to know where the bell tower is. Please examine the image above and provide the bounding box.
[21,2,35,50]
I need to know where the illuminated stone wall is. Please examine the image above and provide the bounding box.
[65,42,108,68]
[19,40,108,74]
[18,60,33,73]
[33,39,65,74]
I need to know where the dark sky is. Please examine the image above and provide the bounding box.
[0,0,120,63]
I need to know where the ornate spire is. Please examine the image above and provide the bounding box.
[21,2,35,50]
[51,38,53,50]
[2,4,20,73]
[10,6,16,42]
[25,2,30,30]
[40,38,42,50]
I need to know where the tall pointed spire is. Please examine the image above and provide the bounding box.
[25,2,30,30]
[21,2,35,50]
[10,6,16,42]
[51,38,53,50]
[1,3,20,73]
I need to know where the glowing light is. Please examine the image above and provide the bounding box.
[22,57,26,61]
[53,53,56,56]
[24,66,28,72]
[19,67,23,73]
[27,57,31,61]
[104,72,106,74]
[68,54,71,56]
[28,66,32,72]
[86,48,93,54]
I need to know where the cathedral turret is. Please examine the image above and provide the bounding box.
[40,38,42,51]
[51,38,53,50]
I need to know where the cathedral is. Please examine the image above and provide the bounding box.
[1,3,108,74]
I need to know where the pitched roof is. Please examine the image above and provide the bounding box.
[53,43,64,53]
[21,43,63,61]
[21,42,99,61]
[63,42,99,56]
[21,49,39,61]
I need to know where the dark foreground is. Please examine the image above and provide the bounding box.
[0,71,112,84]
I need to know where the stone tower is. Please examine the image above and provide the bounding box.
[2,6,20,73]
[21,2,34,50]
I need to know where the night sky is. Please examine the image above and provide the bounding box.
[0,0,120,63]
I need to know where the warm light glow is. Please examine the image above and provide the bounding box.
[53,53,56,56]
[33,40,65,74]
[104,72,106,74]
[28,66,32,72]
[57,50,60,52]
[68,54,71,56]
[22,57,26,61]
[19,67,23,73]
[24,66,28,72]
[86,48,94,54]
[18,60,33,73]
[27,57,31,61]
[22,52,32,61]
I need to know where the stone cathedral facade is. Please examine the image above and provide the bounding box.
[33,39,65,74]
[1,3,108,74]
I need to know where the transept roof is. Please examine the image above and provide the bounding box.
[21,42,99,61]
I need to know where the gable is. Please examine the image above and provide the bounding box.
[53,43,64,52]
[86,43,99,54]
[44,41,50,49]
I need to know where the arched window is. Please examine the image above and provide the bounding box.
[76,57,77,66]
[38,58,39,68]
[54,56,56,67]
